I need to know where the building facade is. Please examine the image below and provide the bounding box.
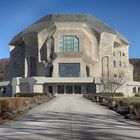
[5,14,140,96]
[129,59,140,82]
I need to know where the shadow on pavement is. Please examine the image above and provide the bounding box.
[0,111,140,140]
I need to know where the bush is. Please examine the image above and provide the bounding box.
[94,92,124,97]
[0,94,55,122]
[15,93,48,97]
[84,93,140,120]
[135,94,140,97]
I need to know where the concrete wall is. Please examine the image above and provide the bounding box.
[8,21,137,96]
[23,32,38,77]
[9,43,25,79]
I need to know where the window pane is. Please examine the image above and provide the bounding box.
[59,63,80,77]
[60,35,79,52]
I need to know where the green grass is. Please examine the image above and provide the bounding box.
[127,97,140,104]
[0,97,13,100]
[114,97,140,104]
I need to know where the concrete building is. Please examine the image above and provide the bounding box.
[129,59,140,82]
[1,14,140,96]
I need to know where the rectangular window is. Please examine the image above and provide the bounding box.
[59,63,80,77]
[60,35,79,52]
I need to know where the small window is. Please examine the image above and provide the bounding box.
[119,61,122,67]
[123,53,125,56]
[138,87,140,93]
[48,85,53,93]
[86,66,90,77]
[133,87,136,93]
[114,74,117,77]
[114,42,120,48]
[119,51,121,56]
[113,61,116,68]
[113,52,115,56]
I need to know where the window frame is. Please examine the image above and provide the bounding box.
[60,35,79,53]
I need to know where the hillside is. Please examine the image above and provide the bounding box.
[0,58,9,81]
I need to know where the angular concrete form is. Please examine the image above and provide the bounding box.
[2,14,140,96]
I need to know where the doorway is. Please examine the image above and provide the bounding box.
[66,85,73,94]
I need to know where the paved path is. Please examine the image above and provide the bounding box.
[0,95,140,140]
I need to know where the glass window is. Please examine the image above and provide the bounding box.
[74,85,81,94]
[59,63,80,77]
[138,87,140,93]
[57,85,64,94]
[113,52,115,56]
[113,61,116,68]
[133,87,136,93]
[86,66,90,77]
[48,86,53,93]
[60,35,79,52]
[119,61,122,67]
[66,85,73,94]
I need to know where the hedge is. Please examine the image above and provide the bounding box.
[14,93,51,97]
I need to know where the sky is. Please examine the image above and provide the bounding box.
[0,0,140,59]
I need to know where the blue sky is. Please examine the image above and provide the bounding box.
[0,0,140,58]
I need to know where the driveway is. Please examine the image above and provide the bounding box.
[0,95,140,140]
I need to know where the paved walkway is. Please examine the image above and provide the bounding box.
[0,95,140,140]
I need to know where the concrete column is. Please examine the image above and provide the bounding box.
[53,62,58,77]
[81,62,86,77]
[136,87,138,94]
[24,58,28,77]
[64,85,66,94]
[53,85,57,94]
[72,85,74,95]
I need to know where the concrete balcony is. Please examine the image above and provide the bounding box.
[32,77,95,84]
[18,76,101,85]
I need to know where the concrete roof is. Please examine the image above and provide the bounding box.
[10,14,129,44]
[0,81,10,87]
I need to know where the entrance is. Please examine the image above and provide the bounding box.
[74,85,81,94]
[66,85,73,94]
[57,85,82,94]
[57,85,65,94]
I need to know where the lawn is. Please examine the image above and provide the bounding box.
[114,97,140,104]
[127,97,140,104]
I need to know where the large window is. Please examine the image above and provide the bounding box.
[60,35,79,52]
[59,63,80,77]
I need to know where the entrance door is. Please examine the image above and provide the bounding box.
[57,85,65,94]
[66,85,73,94]
[74,85,81,94]
[48,85,53,94]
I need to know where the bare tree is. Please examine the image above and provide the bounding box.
[100,71,126,98]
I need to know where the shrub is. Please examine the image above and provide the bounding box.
[95,92,124,97]
[15,93,48,97]
[135,94,140,97]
